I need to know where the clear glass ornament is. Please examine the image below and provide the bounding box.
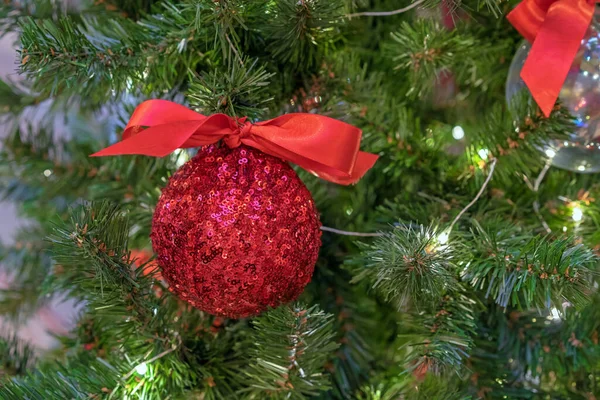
[506,15,600,173]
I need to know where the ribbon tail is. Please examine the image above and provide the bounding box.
[312,152,379,185]
[91,120,213,157]
[519,0,594,117]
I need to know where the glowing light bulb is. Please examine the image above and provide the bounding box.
[437,231,449,245]
[478,149,489,160]
[545,148,556,158]
[572,207,583,222]
[43,169,52,177]
[452,126,465,140]
[135,363,148,375]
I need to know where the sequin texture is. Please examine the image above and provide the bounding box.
[151,145,322,318]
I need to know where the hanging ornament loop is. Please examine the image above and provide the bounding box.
[91,100,378,185]
[507,0,597,117]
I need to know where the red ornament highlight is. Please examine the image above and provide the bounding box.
[151,145,322,318]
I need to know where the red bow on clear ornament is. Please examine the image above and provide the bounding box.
[507,0,598,117]
[92,100,378,185]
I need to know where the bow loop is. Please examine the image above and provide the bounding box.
[91,100,378,185]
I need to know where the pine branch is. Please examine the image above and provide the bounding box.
[461,220,598,310]
[464,0,504,16]
[18,1,210,105]
[403,375,471,399]
[19,16,148,104]
[264,0,345,70]
[16,1,276,105]
[187,57,274,119]
[305,258,383,398]
[387,20,480,98]
[0,244,53,320]
[400,291,479,376]
[0,334,37,377]
[0,125,177,237]
[0,0,67,34]
[47,202,163,345]
[358,374,470,400]
[351,225,457,310]
[187,0,266,60]
[0,80,40,115]
[48,201,139,294]
[468,95,574,183]
[245,303,339,398]
[0,355,120,399]
[385,17,514,107]
[98,0,160,20]
[356,375,411,400]
[469,302,600,397]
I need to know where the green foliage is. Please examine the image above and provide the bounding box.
[304,260,382,398]
[19,16,146,104]
[469,302,600,398]
[0,80,38,115]
[18,1,218,105]
[41,202,243,399]
[358,373,471,400]
[0,356,120,400]
[49,202,136,296]
[351,225,456,309]
[188,58,274,118]
[388,20,480,98]
[103,0,160,20]
[5,0,600,398]
[246,303,339,399]
[470,93,574,182]
[461,221,597,310]
[186,0,267,60]
[0,334,36,376]
[0,0,65,34]
[0,244,52,320]
[264,0,345,69]
[399,291,479,375]
[0,125,178,240]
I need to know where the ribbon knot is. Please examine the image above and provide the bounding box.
[507,0,597,117]
[224,118,253,148]
[91,100,378,185]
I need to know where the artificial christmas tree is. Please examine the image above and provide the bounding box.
[2,0,600,399]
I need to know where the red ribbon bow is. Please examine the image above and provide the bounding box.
[91,100,378,185]
[507,0,596,117]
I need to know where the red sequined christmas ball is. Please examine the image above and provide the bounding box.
[151,145,322,318]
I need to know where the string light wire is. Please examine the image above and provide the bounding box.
[322,158,498,239]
